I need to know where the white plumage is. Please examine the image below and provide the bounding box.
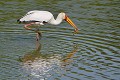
[19,10,53,25]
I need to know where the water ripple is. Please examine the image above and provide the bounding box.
[0,0,120,80]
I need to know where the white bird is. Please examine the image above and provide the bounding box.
[17,10,78,41]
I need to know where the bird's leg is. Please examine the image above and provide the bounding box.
[24,23,35,31]
[24,24,32,30]
[24,23,42,41]
[36,33,39,41]
[36,28,42,41]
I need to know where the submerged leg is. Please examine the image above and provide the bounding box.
[35,39,41,51]
[36,28,42,41]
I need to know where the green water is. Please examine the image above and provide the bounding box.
[0,0,120,80]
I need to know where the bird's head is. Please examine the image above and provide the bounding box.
[61,12,78,33]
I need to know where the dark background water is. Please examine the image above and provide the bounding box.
[0,0,120,80]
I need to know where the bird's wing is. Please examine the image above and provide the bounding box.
[20,11,53,23]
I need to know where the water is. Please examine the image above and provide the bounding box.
[0,0,120,80]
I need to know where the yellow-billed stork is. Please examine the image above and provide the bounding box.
[17,10,78,41]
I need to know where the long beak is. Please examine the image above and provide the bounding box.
[65,15,78,33]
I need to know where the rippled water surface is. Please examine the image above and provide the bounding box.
[0,0,120,80]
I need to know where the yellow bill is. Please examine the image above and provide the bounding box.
[65,15,78,33]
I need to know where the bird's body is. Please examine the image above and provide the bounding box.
[17,10,78,41]
[18,10,66,26]
[19,10,53,25]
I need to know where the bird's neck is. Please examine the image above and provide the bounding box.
[48,13,65,25]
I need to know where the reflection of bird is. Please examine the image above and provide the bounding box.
[17,10,78,41]
[19,42,78,78]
